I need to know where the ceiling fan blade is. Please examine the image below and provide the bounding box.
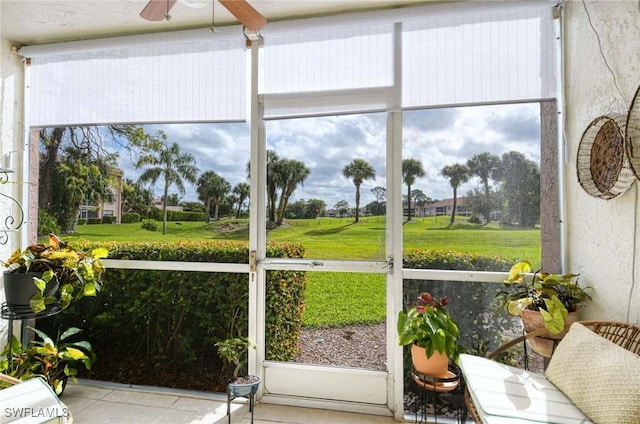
[140,0,178,21]
[219,0,267,31]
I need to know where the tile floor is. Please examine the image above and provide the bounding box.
[62,379,404,424]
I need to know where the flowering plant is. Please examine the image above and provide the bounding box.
[397,292,461,361]
[2,234,108,312]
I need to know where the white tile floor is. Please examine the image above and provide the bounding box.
[62,380,403,424]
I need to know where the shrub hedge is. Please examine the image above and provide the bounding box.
[140,219,159,231]
[45,240,306,389]
[121,213,141,223]
[146,208,206,222]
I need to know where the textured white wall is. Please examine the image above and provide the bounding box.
[0,36,25,344]
[564,0,640,323]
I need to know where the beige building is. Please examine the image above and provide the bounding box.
[421,198,470,218]
[79,169,124,223]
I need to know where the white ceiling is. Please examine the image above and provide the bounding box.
[1,0,433,46]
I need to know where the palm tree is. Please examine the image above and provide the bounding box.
[266,150,280,223]
[402,158,426,222]
[122,178,153,217]
[342,158,376,223]
[197,171,231,221]
[466,152,501,223]
[136,141,199,234]
[232,182,250,218]
[441,163,470,224]
[275,159,310,225]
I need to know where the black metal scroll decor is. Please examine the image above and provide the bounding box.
[0,167,24,245]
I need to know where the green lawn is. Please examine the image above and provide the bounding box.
[66,216,540,328]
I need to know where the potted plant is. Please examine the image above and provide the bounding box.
[496,260,593,354]
[2,233,108,313]
[215,336,261,398]
[397,292,461,378]
[0,326,95,395]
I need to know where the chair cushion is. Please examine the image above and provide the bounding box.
[545,322,640,424]
[459,353,591,423]
[0,377,70,423]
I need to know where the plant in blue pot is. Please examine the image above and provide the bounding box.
[215,336,261,397]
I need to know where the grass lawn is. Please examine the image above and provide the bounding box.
[66,216,540,328]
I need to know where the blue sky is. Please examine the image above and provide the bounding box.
[118,102,541,209]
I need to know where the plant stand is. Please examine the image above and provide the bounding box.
[1,301,62,369]
[411,363,466,424]
[226,376,260,424]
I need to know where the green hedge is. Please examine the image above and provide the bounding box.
[121,213,140,223]
[46,240,306,388]
[146,208,206,222]
[102,216,116,224]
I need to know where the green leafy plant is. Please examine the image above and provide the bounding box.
[2,233,108,312]
[0,326,94,395]
[496,260,593,334]
[397,292,461,362]
[215,337,254,380]
[141,219,158,231]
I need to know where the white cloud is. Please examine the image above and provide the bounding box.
[115,103,541,209]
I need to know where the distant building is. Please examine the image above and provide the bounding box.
[79,169,123,223]
[422,197,470,218]
[152,197,184,212]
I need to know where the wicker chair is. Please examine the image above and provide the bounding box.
[464,320,640,423]
[0,373,73,423]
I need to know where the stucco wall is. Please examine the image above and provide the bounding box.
[564,0,640,323]
[0,36,25,342]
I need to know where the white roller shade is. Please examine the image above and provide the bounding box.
[402,1,556,108]
[261,24,395,119]
[260,0,557,119]
[22,27,247,127]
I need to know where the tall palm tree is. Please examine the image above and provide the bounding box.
[197,171,231,222]
[402,158,426,222]
[232,182,250,218]
[266,150,280,223]
[136,141,198,234]
[275,159,310,225]
[466,152,501,223]
[441,163,470,224]
[342,158,376,223]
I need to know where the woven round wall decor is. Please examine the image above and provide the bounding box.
[625,85,640,179]
[577,114,635,200]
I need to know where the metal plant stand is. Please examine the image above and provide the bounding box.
[226,377,260,424]
[1,301,62,368]
[412,363,466,424]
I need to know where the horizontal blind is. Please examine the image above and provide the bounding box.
[24,27,247,127]
[402,1,556,108]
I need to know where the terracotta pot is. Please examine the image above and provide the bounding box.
[520,309,578,357]
[411,344,449,378]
